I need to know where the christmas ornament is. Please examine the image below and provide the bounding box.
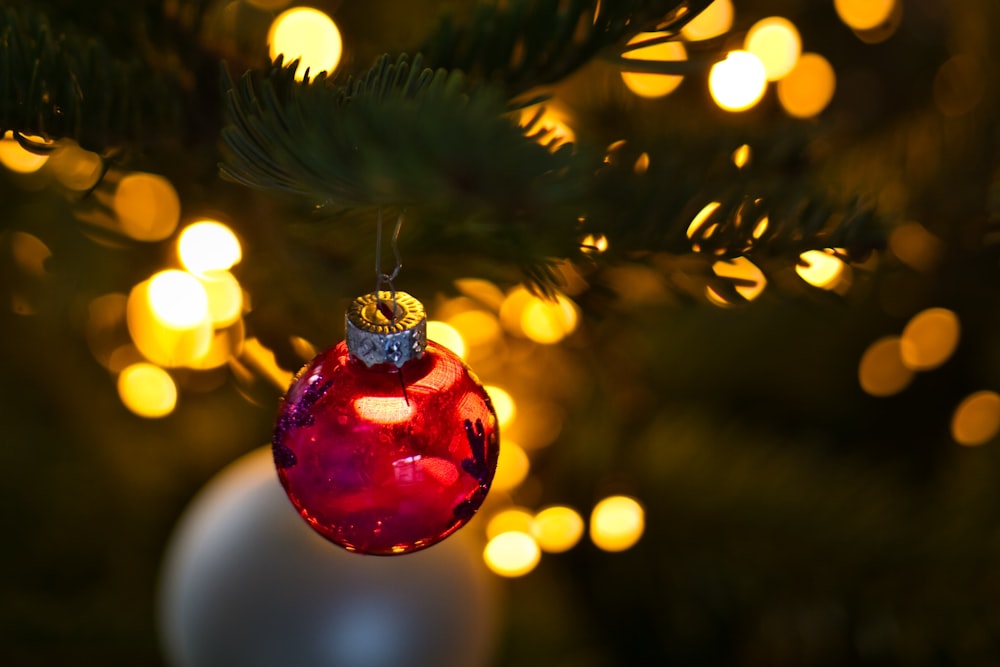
[272,290,500,555]
[159,448,498,667]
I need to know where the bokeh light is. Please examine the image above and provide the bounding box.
[486,508,535,540]
[427,320,467,359]
[268,7,343,80]
[483,531,541,577]
[485,385,516,429]
[681,0,734,41]
[744,17,801,81]
[148,270,210,329]
[520,105,576,150]
[48,142,103,191]
[590,495,645,552]
[732,144,751,169]
[933,54,984,118]
[889,222,942,272]
[117,362,177,418]
[709,51,767,112]
[9,231,51,278]
[491,441,530,492]
[858,336,913,397]
[620,33,687,98]
[196,270,243,328]
[709,257,766,303]
[127,277,212,368]
[447,309,501,349]
[834,0,896,31]
[521,293,579,344]
[797,249,850,291]
[952,391,1000,446]
[533,506,584,553]
[777,53,836,118]
[900,308,960,371]
[581,233,609,255]
[0,132,49,173]
[113,172,180,241]
[178,221,242,274]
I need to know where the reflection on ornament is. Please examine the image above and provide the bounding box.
[159,448,497,667]
[274,292,499,555]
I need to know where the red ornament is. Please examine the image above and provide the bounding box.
[273,292,499,555]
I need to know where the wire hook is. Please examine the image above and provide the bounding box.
[374,208,404,321]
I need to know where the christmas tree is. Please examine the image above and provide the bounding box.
[3,0,1000,664]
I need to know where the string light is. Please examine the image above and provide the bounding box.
[581,233,609,254]
[147,270,210,330]
[127,275,212,367]
[709,51,768,112]
[732,144,752,169]
[196,270,243,328]
[744,17,801,81]
[520,105,576,150]
[620,33,687,98]
[177,221,242,275]
[113,172,180,241]
[900,308,960,371]
[0,132,49,174]
[533,506,584,553]
[590,496,645,552]
[709,257,767,303]
[520,293,579,344]
[952,391,1000,447]
[681,0,734,41]
[484,385,516,429]
[491,441,530,492]
[777,53,836,118]
[268,7,343,80]
[834,0,896,32]
[446,309,501,349]
[427,320,467,359]
[858,336,913,397]
[483,531,541,577]
[797,249,850,291]
[117,362,178,418]
[486,508,535,539]
[48,142,102,191]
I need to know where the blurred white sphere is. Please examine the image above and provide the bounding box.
[158,448,498,667]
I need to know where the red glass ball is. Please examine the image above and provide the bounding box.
[273,341,499,555]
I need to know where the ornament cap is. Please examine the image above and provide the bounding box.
[345,291,427,367]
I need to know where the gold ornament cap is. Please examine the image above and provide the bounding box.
[345,291,427,367]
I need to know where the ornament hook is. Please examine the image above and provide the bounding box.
[374,208,404,321]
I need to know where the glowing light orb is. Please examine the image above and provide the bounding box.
[744,17,801,81]
[268,7,343,80]
[732,144,752,169]
[148,270,210,329]
[427,320,467,359]
[492,441,530,492]
[483,532,541,577]
[196,270,243,328]
[709,256,767,303]
[581,233,609,254]
[858,336,913,397]
[834,0,896,31]
[709,51,768,112]
[521,294,579,344]
[621,34,687,98]
[114,172,180,241]
[484,385,516,429]
[0,132,49,173]
[486,508,535,540]
[778,53,836,118]
[118,362,177,418]
[590,496,645,552]
[178,221,242,274]
[533,506,584,553]
[952,391,1000,446]
[797,249,848,291]
[681,0,734,42]
[900,308,960,371]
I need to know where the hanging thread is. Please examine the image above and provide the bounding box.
[374,208,404,322]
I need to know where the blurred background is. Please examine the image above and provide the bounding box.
[4,0,1000,664]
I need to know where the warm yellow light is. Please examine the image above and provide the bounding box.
[447,309,501,349]
[687,202,722,242]
[484,531,541,577]
[858,336,913,397]
[581,233,609,255]
[196,270,243,328]
[834,0,895,31]
[590,495,645,552]
[48,142,102,191]
[185,321,245,370]
[148,270,210,329]
[520,105,576,150]
[178,221,242,274]
[681,0,734,41]
[9,231,51,278]
[126,279,212,368]
[492,441,530,492]
[113,172,180,241]
[709,51,767,112]
[0,132,49,173]
[900,308,960,371]
[427,320,467,359]
[889,222,942,272]
[485,385,516,429]
[486,508,535,539]
[117,362,177,418]
[744,17,801,81]
[533,505,584,553]
[268,7,343,80]
[710,257,766,302]
[777,53,836,118]
[732,144,751,169]
[241,337,294,390]
[521,293,579,344]
[633,152,650,175]
[797,249,848,290]
[499,286,535,336]
[620,34,687,98]
[952,391,1000,447]
[454,278,506,311]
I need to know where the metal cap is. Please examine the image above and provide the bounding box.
[345,291,427,368]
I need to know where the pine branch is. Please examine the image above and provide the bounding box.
[420,0,714,97]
